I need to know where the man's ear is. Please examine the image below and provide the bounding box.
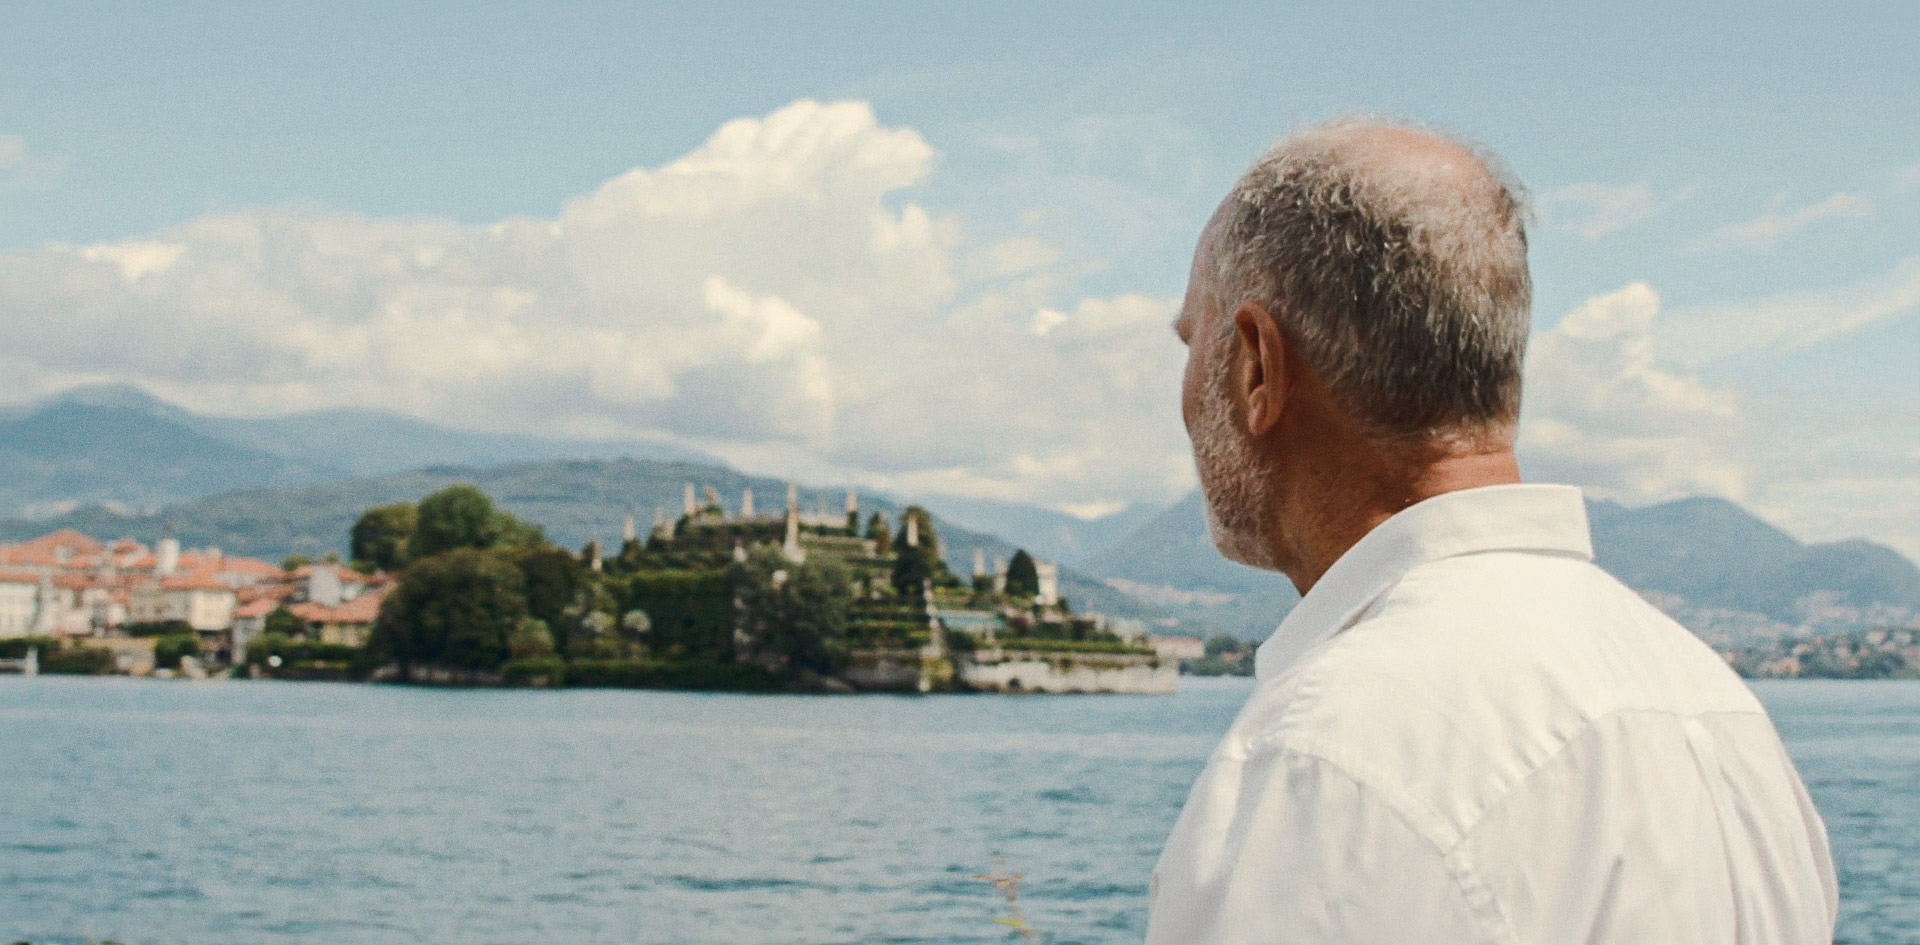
[1233,301,1288,436]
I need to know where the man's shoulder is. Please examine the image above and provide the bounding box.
[1230,551,1764,844]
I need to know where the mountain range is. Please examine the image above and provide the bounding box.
[4,384,1917,641]
[0,384,703,516]
[1088,490,1920,638]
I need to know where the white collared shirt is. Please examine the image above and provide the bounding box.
[1147,485,1837,945]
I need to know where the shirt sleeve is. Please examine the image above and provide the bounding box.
[1147,745,1497,945]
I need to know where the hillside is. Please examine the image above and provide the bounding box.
[919,494,1165,567]
[188,404,706,477]
[0,386,341,515]
[1089,489,1920,639]
[1589,497,1920,622]
[1085,490,1280,595]
[0,383,704,516]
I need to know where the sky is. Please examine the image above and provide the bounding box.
[2,1,1917,555]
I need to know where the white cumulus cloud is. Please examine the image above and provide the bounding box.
[0,100,1192,510]
[1520,283,1748,501]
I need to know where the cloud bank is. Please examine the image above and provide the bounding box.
[0,101,1191,510]
[1521,271,1920,560]
[3,103,1914,560]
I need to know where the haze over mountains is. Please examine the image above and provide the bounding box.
[4,384,1917,641]
[0,384,704,515]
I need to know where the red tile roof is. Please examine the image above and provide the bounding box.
[26,529,105,555]
[233,597,282,619]
[158,573,234,592]
[288,588,388,626]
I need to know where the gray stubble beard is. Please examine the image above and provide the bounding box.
[1191,342,1277,572]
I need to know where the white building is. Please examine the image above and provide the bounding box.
[0,570,41,638]
[1035,560,1061,607]
[1149,635,1207,663]
[128,575,238,631]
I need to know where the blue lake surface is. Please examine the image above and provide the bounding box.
[1,676,1915,944]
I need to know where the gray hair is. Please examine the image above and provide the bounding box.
[1214,118,1531,444]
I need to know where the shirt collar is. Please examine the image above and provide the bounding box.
[1254,484,1593,681]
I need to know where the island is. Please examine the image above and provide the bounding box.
[0,482,1174,694]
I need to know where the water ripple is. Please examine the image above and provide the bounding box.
[0,677,1913,944]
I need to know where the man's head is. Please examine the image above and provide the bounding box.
[1176,118,1531,577]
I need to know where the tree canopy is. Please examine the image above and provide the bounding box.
[889,505,952,595]
[409,485,499,558]
[865,512,891,550]
[407,484,544,559]
[264,606,304,638]
[891,506,942,559]
[514,547,587,652]
[733,546,852,674]
[370,548,529,672]
[1005,549,1040,599]
[351,502,417,571]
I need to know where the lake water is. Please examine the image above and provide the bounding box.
[2,676,1915,945]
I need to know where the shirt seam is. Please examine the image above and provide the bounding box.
[1458,706,1769,843]
[1252,743,1509,945]
[1252,705,1773,945]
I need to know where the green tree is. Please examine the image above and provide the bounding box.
[369,548,529,673]
[560,581,625,659]
[515,547,586,652]
[410,485,499,558]
[891,506,942,559]
[153,633,200,670]
[351,502,417,571]
[733,546,852,674]
[619,570,733,661]
[507,616,557,659]
[282,554,313,571]
[611,537,646,574]
[491,510,548,552]
[891,544,934,596]
[264,606,304,638]
[865,512,891,552]
[889,505,955,594]
[125,619,195,638]
[1005,549,1040,599]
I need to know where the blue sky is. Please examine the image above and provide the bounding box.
[2,1,1917,556]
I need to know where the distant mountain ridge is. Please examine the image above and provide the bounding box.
[0,383,707,516]
[1090,489,1920,639]
[0,387,342,515]
[1588,496,1920,623]
[918,494,1165,567]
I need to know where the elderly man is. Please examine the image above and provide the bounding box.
[1148,120,1836,944]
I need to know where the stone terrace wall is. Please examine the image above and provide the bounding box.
[958,649,1177,695]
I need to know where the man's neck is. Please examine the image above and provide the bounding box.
[1281,448,1522,594]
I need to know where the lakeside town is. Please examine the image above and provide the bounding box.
[0,482,1203,693]
[2,480,1914,686]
